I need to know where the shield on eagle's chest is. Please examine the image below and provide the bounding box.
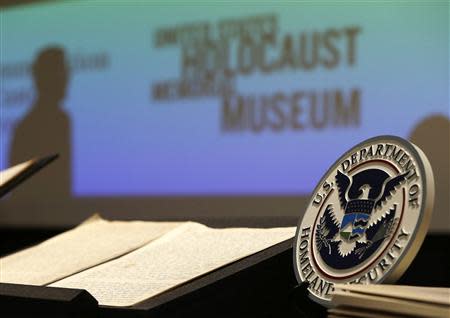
[339,213,370,241]
[339,199,374,241]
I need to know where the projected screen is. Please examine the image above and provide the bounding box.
[1,1,448,200]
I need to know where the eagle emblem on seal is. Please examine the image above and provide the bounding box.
[317,169,407,258]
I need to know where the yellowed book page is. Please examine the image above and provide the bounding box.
[0,215,181,285]
[329,307,405,318]
[331,290,449,318]
[0,160,33,187]
[50,222,295,307]
[334,284,450,306]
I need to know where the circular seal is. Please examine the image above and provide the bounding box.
[293,135,434,306]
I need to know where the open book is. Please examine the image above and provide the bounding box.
[0,215,295,307]
[329,284,450,318]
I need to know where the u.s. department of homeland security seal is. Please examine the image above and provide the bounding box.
[293,136,434,306]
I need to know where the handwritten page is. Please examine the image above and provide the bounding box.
[51,222,295,306]
[0,215,181,285]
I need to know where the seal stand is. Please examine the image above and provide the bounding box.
[289,282,327,317]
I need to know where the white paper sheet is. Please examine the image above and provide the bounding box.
[0,215,181,285]
[51,222,295,306]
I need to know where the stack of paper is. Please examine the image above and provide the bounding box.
[329,284,450,318]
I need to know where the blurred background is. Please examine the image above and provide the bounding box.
[0,0,448,247]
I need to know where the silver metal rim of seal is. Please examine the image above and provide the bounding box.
[292,135,435,307]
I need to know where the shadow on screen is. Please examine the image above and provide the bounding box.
[409,114,450,230]
[9,46,71,201]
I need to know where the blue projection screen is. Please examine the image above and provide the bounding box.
[0,1,448,228]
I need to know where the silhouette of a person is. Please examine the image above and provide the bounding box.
[409,115,450,231]
[9,47,71,200]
